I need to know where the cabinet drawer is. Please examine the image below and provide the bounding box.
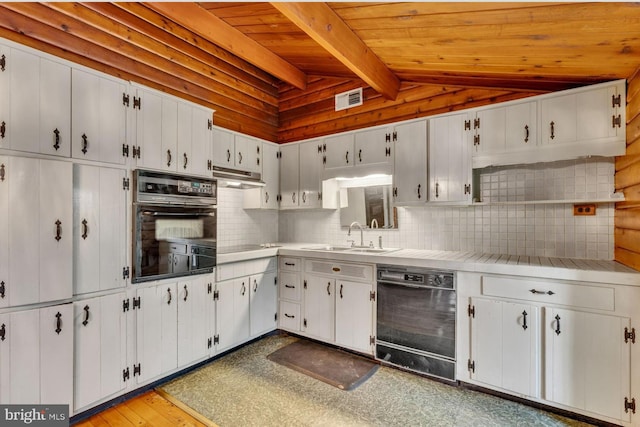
[279,257,301,272]
[481,275,615,311]
[279,301,300,331]
[305,259,373,282]
[279,272,301,301]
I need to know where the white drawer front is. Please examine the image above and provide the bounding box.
[305,259,374,282]
[279,301,300,331]
[482,275,615,311]
[279,271,301,301]
[279,257,301,272]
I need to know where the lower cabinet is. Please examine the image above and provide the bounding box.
[282,257,376,356]
[460,273,638,426]
[0,304,73,410]
[177,276,211,367]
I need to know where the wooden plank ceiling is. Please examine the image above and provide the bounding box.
[1,2,640,143]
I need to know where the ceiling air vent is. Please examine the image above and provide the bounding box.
[335,88,363,111]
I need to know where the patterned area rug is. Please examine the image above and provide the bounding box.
[160,333,593,427]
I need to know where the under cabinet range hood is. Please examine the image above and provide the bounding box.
[212,165,265,188]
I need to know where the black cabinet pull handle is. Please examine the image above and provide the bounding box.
[417,184,421,199]
[81,219,88,240]
[284,262,295,266]
[265,192,269,203]
[529,289,555,295]
[82,305,90,326]
[238,151,243,164]
[226,149,231,163]
[284,313,295,319]
[81,134,88,154]
[346,151,349,164]
[167,149,172,167]
[183,152,188,169]
[435,182,439,198]
[183,284,188,301]
[326,282,331,296]
[53,128,60,151]
[167,287,172,305]
[285,284,295,289]
[522,310,528,331]
[241,282,246,296]
[358,149,362,162]
[0,281,5,299]
[554,314,561,335]
[292,192,296,203]
[302,192,306,203]
[55,311,62,335]
[0,163,4,181]
[340,284,343,299]
[550,121,555,140]
[0,323,5,341]
[253,279,258,293]
[55,220,62,242]
[0,121,5,139]
[524,125,529,143]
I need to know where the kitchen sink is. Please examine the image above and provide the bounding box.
[302,245,399,254]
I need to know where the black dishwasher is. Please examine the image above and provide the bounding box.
[376,265,456,382]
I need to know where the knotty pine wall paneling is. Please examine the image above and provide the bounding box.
[615,68,640,271]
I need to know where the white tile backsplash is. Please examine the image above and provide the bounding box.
[277,158,616,260]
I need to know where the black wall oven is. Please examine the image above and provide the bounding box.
[133,170,217,283]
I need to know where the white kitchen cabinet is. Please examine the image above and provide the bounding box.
[473,100,537,158]
[212,126,235,168]
[323,133,354,173]
[177,276,210,368]
[0,157,7,309]
[354,126,394,174]
[0,304,73,410]
[234,134,262,174]
[279,143,299,208]
[73,164,128,295]
[278,257,302,332]
[393,119,428,205]
[72,68,128,165]
[335,279,375,354]
[74,292,128,412]
[187,104,214,177]
[303,274,336,342]
[1,157,72,307]
[299,139,324,208]
[469,298,539,397]
[544,307,630,422]
[215,278,250,352]
[244,141,279,209]
[0,43,71,157]
[429,113,472,203]
[134,86,179,172]
[135,282,178,384]
[249,271,278,338]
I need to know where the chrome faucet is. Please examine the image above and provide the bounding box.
[348,221,364,247]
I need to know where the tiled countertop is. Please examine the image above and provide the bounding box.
[218,243,640,287]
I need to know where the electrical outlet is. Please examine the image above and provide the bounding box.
[573,204,596,216]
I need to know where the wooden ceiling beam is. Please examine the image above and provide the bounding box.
[271,2,400,101]
[146,2,307,90]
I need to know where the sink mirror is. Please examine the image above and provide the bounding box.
[338,180,397,229]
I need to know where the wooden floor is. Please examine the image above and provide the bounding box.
[72,390,216,427]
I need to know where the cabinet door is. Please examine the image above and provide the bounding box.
[0,44,9,150]
[279,144,299,208]
[8,47,39,154]
[505,101,537,151]
[39,304,73,408]
[540,93,577,145]
[262,142,280,208]
[74,165,127,295]
[299,140,322,208]
[212,127,235,168]
[0,312,11,402]
[215,279,236,353]
[98,75,128,165]
[303,275,335,342]
[545,307,630,422]
[429,113,471,202]
[177,278,210,367]
[475,107,505,155]
[0,156,8,308]
[470,298,539,397]
[177,102,193,174]
[249,271,277,338]
[354,126,393,170]
[335,280,373,354]
[1,309,40,404]
[393,120,427,204]
[136,283,178,383]
[235,135,261,173]
[324,133,354,171]
[161,96,178,171]
[135,88,163,170]
[189,105,214,177]
[39,159,72,303]
[232,277,251,345]
[74,293,127,411]
[40,57,71,157]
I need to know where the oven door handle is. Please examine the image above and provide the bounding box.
[142,211,215,217]
[378,281,454,291]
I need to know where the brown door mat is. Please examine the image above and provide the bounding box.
[267,339,379,391]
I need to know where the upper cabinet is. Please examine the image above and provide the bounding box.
[323,133,354,174]
[473,80,626,168]
[244,141,280,209]
[429,113,473,203]
[393,120,428,205]
[72,68,128,165]
[0,43,71,157]
[177,102,214,177]
[211,126,261,173]
[353,126,394,173]
[322,127,394,179]
[298,139,324,208]
[278,143,300,209]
